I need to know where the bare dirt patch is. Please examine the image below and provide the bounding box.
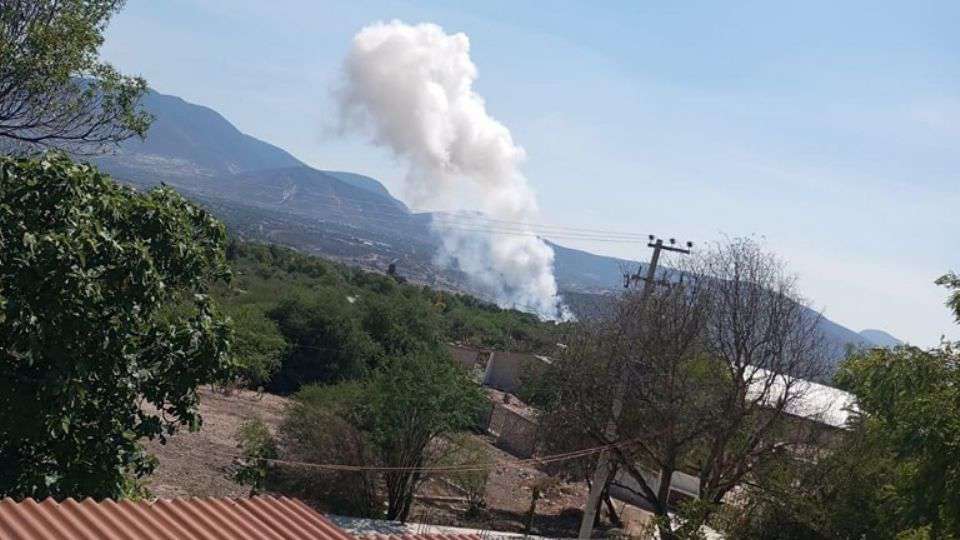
[408,434,608,538]
[142,388,642,537]
[142,387,290,499]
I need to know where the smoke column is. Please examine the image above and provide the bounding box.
[339,20,568,319]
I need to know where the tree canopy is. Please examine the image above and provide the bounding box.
[211,240,564,393]
[0,154,232,499]
[0,0,150,151]
[282,349,487,521]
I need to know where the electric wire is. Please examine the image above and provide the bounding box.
[230,438,642,474]
[200,191,651,243]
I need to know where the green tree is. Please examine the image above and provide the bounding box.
[0,154,232,500]
[834,345,960,538]
[437,434,493,518]
[364,350,487,521]
[0,1,150,151]
[224,304,287,388]
[267,291,381,392]
[286,349,486,521]
[936,272,960,322]
[278,381,382,517]
[360,292,441,356]
[716,415,899,539]
[233,417,278,495]
[725,345,960,540]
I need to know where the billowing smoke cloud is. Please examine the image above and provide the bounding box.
[339,20,568,319]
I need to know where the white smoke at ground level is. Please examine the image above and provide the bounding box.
[338,20,569,319]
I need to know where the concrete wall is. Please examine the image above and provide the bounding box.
[447,344,489,370]
[482,352,551,394]
[486,403,539,458]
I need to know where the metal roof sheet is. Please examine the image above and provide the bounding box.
[0,495,354,540]
[357,533,483,540]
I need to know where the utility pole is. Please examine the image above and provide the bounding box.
[578,235,693,539]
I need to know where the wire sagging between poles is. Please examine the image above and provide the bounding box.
[247,438,641,474]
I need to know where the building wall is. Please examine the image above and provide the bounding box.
[486,403,539,458]
[482,352,551,394]
[446,344,490,370]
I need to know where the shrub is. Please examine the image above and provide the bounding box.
[234,418,278,495]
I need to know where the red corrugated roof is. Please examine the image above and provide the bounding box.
[357,534,483,540]
[0,495,354,540]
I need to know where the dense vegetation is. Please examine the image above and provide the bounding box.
[277,349,487,521]
[0,154,231,499]
[721,343,960,539]
[216,239,565,393]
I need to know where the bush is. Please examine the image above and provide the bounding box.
[438,435,493,517]
[279,383,381,517]
[234,417,278,494]
[266,291,381,393]
[225,305,287,388]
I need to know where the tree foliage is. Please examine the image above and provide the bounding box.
[835,345,960,538]
[540,238,828,539]
[936,272,960,323]
[266,291,380,392]
[222,304,286,388]
[0,154,232,499]
[212,240,563,393]
[0,1,150,151]
[233,417,278,495]
[722,345,960,540]
[282,349,487,521]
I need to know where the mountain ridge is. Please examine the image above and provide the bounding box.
[92,88,895,369]
[860,329,904,348]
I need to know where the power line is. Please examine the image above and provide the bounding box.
[200,192,652,243]
[233,438,643,474]
[427,214,651,239]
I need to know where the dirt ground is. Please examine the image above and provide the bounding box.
[144,388,654,537]
[408,434,651,538]
[142,387,290,499]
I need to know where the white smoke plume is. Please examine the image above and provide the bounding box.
[339,20,568,319]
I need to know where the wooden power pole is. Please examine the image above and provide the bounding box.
[577,236,693,539]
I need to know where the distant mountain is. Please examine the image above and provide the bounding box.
[96,91,303,178]
[93,90,409,227]
[196,166,408,221]
[322,170,394,199]
[91,89,883,372]
[549,240,639,292]
[860,329,903,348]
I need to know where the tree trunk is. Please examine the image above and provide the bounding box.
[653,463,678,540]
[397,471,422,523]
[525,489,541,534]
[602,489,622,527]
[385,471,410,521]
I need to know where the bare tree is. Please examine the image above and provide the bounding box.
[542,237,828,539]
[0,1,151,153]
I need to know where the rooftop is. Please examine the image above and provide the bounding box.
[0,495,353,540]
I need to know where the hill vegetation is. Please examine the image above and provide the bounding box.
[215,240,566,393]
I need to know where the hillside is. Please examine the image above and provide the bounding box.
[860,329,904,348]
[90,89,891,370]
[96,91,303,177]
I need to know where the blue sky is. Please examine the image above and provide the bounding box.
[101,0,960,346]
